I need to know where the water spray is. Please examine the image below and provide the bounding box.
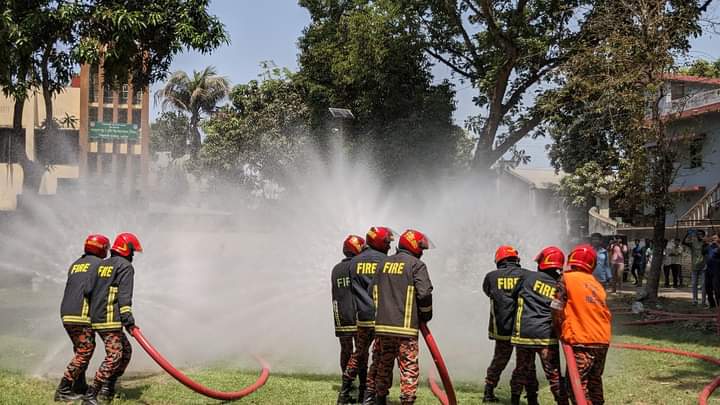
[420,323,457,405]
[130,327,270,401]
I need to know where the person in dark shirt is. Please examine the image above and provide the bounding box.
[482,245,529,403]
[333,234,365,403]
[630,240,646,286]
[84,232,142,405]
[55,234,109,401]
[705,234,720,309]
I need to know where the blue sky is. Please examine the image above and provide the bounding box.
[154,0,720,168]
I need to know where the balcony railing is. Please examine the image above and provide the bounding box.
[655,88,720,117]
[679,183,720,224]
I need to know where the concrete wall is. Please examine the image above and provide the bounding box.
[667,112,720,222]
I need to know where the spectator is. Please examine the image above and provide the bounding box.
[609,237,627,293]
[683,229,707,306]
[644,239,654,279]
[591,233,612,289]
[705,233,720,309]
[664,239,683,288]
[630,239,646,286]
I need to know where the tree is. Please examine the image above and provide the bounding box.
[297,0,467,179]
[155,66,231,156]
[150,112,191,159]
[76,0,229,90]
[401,0,592,171]
[680,58,720,78]
[546,0,712,300]
[199,66,310,185]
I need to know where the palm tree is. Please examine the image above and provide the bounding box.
[155,66,230,156]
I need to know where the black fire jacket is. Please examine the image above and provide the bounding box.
[349,247,387,327]
[60,254,102,325]
[482,262,527,340]
[374,249,433,337]
[90,255,135,331]
[331,257,357,336]
[511,269,561,346]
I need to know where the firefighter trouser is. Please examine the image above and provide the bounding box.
[485,339,513,387]
[338,336,355,373]
[569,346,608,405]
[63,324,96,382]
[511,345,567,404]
[343,326,373,390]
[93,330,132,385]
[374,335,419,404]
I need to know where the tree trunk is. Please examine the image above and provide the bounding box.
[643,205,667,301]
[41,45,54,129]
[189,114,201,156]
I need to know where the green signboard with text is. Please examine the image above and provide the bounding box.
[89,122,139,141]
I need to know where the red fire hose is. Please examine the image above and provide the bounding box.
[130,327,270,401]
[420,323,457,405]
[561,343,589,405]
[612,343,720,405]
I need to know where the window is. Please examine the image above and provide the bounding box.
[89,67,98,103]
[671,82,685,100]
[118,109,128,123]
[689,137,704,169]
[132,110,142,126]
[120,84,129,104]
[88,107,98,123]
[132,88,143,105]
[103,83,114,104]
[102,108,113,123]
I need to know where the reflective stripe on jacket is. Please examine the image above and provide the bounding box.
[483,262,526,340]
[60,255,102,325]
[348,247,387,326]
[90,255,134,331]
[511,269,560,346]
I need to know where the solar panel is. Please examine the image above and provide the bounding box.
[328,108,355,119]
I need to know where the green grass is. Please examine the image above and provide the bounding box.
[0,296,718,404]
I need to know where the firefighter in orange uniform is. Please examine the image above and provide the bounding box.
[552,244,612,405]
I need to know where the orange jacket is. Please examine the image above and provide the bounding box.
[558,269,612,345]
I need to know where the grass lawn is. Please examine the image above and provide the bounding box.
[0,296,718,404]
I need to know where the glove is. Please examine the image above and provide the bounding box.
[419,310,433,323]
[121,312,136,330]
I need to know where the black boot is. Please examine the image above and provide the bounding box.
[362,390,376,405]
[82,384,100,405]
[337,378,354,405]
[482,384,499,403]
[98,378,117,402]
[72,373,89,396]
[375,395,387,405]
[54,377,83,401]
[527,391,540,405]
[511,393,521,405]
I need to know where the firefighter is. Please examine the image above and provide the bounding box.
[339,226,395,405]
[482,245,532,403]
[55,234,110,402]
[84,232,143,405]
[510,246,569,405]
[371,229,434,405]
[552,244,612,405]
[333,234,365,402]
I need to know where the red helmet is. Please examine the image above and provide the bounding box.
[398,229,434,256]
[567,244,597,273]
[366,226,395,253]
[343,235,366,257]
[84,234,110,258]
[111,232,143,257]
[535,246,565,271]
[495,245,519,264]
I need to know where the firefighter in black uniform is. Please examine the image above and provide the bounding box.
[339,226,395,405]
[482,245,534,402]
[84,232,143,405]
[510,246,569,405]
[333,234,366,402]
[55,234,110,402]
[371,229,434,405]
